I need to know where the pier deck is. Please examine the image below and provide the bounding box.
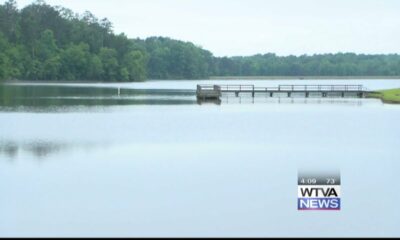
[197,84,370,100]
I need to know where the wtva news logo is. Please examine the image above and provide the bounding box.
[298,171,341,211]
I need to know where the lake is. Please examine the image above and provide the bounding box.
[1,79,400,237]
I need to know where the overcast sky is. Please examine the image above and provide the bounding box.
[8,0,400,57]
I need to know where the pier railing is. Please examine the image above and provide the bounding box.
[197,85,221,92]
[276,85,364,92]
[196,84,367,100]
[218,85,255,92]
[215,84,365,92]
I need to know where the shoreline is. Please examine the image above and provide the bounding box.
[366,89,400,104]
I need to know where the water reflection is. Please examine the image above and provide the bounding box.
[0,85,196,112]
[0,140,94,160]
[0,141,18,159]
[197,98,222,105]
[219,95,366,106]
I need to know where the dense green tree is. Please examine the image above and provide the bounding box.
[5,45,24,78]
[0,0,20,42]
[122,50,147,81]
[144,37,213,79]
[86,55,103,80]
[59,43,91,80]
[214,53,400,77]
[99,47,118,81]
[0,52,10,80]
[0,34,10,80]
[0,0,399,82]
[35,29,60,79]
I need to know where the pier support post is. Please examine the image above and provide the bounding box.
[235,92,239,97]
[305,92,309,98]
[270,92,273,97]
[288,92,291,98]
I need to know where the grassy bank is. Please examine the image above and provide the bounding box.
[210,76,400,80]
[367,89,400,104]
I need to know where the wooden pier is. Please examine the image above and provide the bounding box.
[196,85,222,100]
[197,84,369,100]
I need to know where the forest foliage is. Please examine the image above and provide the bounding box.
[0,0,399,82]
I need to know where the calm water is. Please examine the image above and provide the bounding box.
[1,79,400,237]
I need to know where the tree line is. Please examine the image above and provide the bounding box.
[1,0,399,82]
[215,54,400,77]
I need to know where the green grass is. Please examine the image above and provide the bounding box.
[367,89,400,104]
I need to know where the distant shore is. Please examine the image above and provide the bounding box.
[210,76,400,80]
